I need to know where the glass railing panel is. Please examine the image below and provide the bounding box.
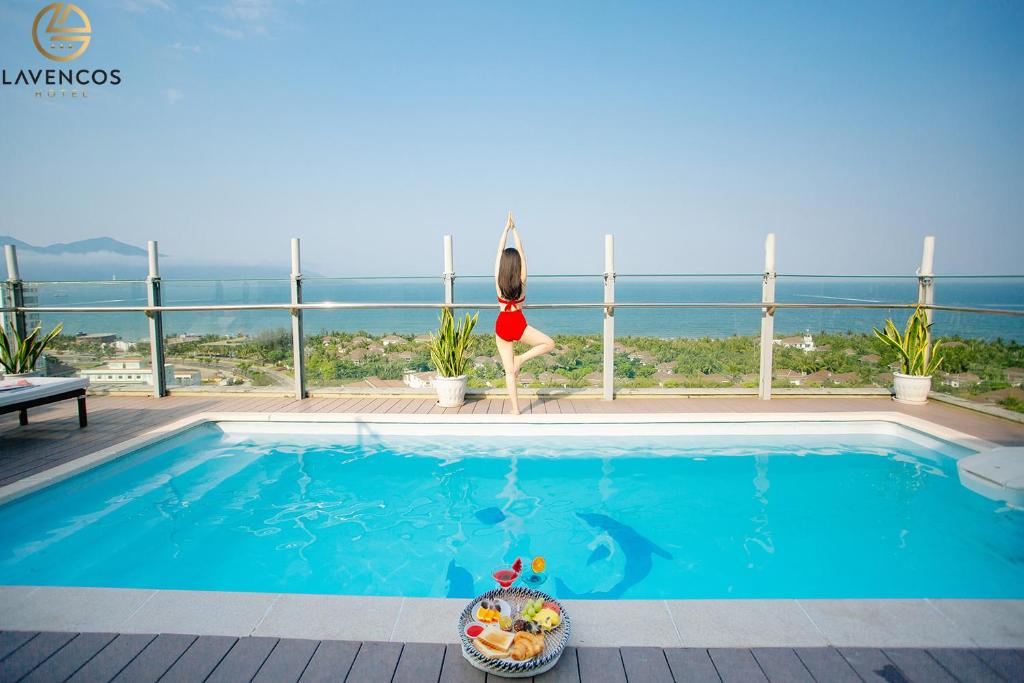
[160,278,290,306]
[613,276,763,389]
[772,278,913,390]
[927,277,1024,415]
[19,281,149,390]
[463,276,604,390]
[162,312,294,393]
[304,276,604,391]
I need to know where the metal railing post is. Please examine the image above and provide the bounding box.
[2,246,26,343]
[290,238,307,399]
[3,245,27,339]
[146,241,167,397]
[603,234,615,401]
[758,233,777,400]
[443,234,455,306]
[918,235,935,366]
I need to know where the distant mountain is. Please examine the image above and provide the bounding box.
[0,235,148,257]
[0,234,309,280]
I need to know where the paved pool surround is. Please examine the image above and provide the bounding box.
[2,587,1023,648]
[1,412,1021,648]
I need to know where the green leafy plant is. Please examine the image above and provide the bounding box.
[872,307,944,376]
[0,323,64,374]
[429,308,478,377]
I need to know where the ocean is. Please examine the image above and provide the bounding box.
[23,275,1024,343]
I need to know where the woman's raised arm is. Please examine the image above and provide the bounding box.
[494,220,511,297]
[511,219,526,285]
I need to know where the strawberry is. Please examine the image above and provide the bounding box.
[511,557,523,573]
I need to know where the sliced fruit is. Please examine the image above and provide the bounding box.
[532,556,546,573]
[512,557,523,573]
[542,601,560,615]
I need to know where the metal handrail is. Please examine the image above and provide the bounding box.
[0,302,1022,316]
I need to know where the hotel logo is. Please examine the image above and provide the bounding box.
[33,3,92,62]
[2,3,121,98]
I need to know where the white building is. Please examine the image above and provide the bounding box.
[80,358,200,386]
[403,370,433,389]
[775,332,815,352]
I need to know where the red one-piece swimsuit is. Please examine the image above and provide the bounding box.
[495,296,527,342]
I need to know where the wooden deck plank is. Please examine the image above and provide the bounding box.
[576,647,626,683]
[66,634,157,683]
[344,641,403,683]
[620,646,673,682]
[297,640,361,683]
[438,643,485,683]
[0,631,38,661]
[881,648,958,683]
[392,642,445,683]
[158,635,237,683]
[20,632,116,683]
[707,648,769,683]
[110,633,197,683]
[0,631,75,683]
[205,636,278,683]
[750,648,814,683]
[535,646,580,683]
[663,648,721,683]
[793,647,860,683]
[252,638,320,683]
[836,648,899,682]
[972,649,1024,682]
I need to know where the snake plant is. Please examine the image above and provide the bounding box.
[872,307,943,377]
[0,323,63,374]
[429,308,478,378]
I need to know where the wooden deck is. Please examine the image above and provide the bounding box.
[1,632,1021,683]
[2,394,1023,489]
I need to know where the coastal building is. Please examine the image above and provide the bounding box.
[22,283,40,331]
[940,372,982,389]
[382,335,405,347]
[74,333,117,345]
[775,332,815,352]
[774,369,808,385]
[80,358,200,386]
[403,370,432,389]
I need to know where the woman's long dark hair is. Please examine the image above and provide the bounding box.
[498,248,523,301]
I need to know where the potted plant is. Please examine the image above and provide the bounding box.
[0,323,63,379]
[429,308,478,407]
[872,307,943,404]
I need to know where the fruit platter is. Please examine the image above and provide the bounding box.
[458,586,571,678]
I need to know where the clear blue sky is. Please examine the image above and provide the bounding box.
[1,0,1022,276]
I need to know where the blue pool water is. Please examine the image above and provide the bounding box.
[0,424,1021,599]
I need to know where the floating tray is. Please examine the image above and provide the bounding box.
[458,586,571,678]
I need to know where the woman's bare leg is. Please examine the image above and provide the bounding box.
[496,335,520,415]
[513,325,555,373]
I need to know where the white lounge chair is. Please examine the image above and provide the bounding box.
[0,377,89,428]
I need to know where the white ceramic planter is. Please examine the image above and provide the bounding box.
[434,374,468,408]
[892,372,932,405]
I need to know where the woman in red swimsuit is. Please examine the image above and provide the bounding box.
[494,212,555,415]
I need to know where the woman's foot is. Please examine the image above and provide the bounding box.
[510,407,521,415]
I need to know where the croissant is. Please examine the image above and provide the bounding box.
[509,632,544,661]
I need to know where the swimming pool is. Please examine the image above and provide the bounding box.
[0,419,1021,599]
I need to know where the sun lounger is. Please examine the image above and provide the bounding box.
[0,377,89,428]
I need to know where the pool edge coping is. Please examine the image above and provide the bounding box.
[0,410,999,506]
[1,586,1021,648]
